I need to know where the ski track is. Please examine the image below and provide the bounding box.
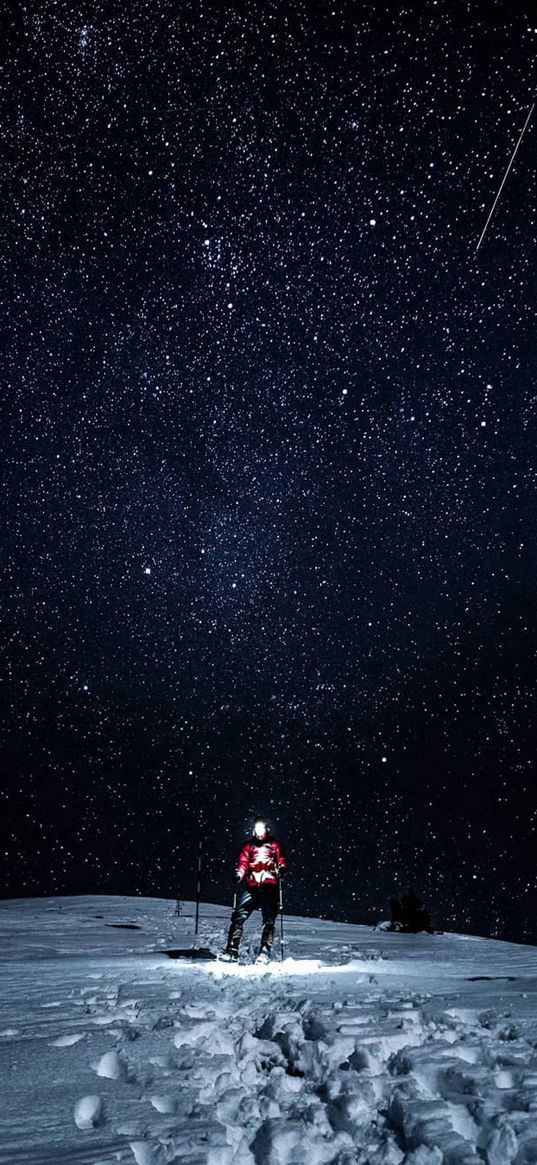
[2,900,537,1163]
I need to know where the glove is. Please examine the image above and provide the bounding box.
[234,871,243,884]
[277,866,286,878]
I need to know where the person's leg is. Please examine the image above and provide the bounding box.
[225,883,255,952]
[259,885,279,953]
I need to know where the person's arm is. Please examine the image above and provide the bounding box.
[235,843,251,881]
[274,841,287,874]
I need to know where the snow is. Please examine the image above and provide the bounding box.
[74,1094,103,1130]
[1,897,537,1163]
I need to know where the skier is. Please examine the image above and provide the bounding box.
[221,818,287,964]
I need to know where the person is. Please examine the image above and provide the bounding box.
[401,889,432,933]
[389,895,404,932]
[388,889,433,934]
[221,818,288,963]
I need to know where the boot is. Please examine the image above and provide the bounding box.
[255,945,270,965]
[260,921,275,950]
[226,918,244,950]
[220,946,239,962]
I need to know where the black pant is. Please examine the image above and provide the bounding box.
[226,882,279,952]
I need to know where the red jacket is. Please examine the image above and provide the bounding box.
[236,838,287,887]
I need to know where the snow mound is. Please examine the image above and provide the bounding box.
[73,1093,102,1129]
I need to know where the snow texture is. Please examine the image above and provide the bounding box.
[1,895,537,1164]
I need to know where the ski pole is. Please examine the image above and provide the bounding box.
[278,868,284,962]
[195,836,202,935]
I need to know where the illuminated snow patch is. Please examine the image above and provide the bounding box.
[169,957,380,979]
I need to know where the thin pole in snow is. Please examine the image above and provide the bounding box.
[278,869,284,962]
[194,836,202,935]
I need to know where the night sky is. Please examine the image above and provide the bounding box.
[2,0,536,943]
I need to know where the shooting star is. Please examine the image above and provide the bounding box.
[476,101,534,252]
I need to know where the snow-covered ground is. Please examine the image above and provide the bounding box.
[2,897,537,1164]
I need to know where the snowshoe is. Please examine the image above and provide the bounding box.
[255,947,270,965]
[219,948,239,963]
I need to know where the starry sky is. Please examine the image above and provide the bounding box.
[2,0,536,943]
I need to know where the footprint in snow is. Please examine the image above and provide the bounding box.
[181,1003,216,1018]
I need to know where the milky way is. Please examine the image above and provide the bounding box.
[2,0,536,942]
